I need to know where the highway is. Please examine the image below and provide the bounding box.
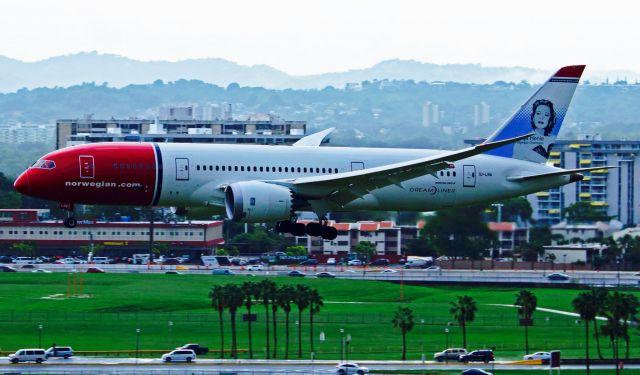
[14,263,640,287]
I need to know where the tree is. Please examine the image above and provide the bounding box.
[572,290,599,374]
[276,285,295,359]
[293,285,311,358]
[285,246,307,256]
[259,279,276,359]
[308,288,324,354]
[516,242,544,262]
[10,242,35,257]
[488,197,533,222]
[224,284,245,358]
[271,283,280,358]
[241,281,260,359]
[450,295,477,348]
[208,285,226,358]
[591,288,609,359]
[229,226,286,253]
[564,201,612,223]
[515,290,537,354]
[391,306,415,360]
[352,241,376,263]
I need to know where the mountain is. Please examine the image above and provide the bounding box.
[0,52,637,92]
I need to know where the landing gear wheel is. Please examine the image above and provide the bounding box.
[64,217,77,228]
[321,226,338,240]
[306,222,323,237]
[291,223,307,237]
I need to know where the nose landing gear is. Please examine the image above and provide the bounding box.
[60,203,77,228]
[275,220,337,240]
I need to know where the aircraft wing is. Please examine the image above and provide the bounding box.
[268,132,533,205]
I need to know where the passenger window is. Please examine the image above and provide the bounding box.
[260,167,263,172]
[241,166,244,171]
[216,166,219,171]
[446,171,450,176]
[453,171,456,176]
[316,168,320,173]
[197,165,200,171]
[234,166,238,171]
[266,167,270,172]
[297,167,301,172]
[322,168,326,173]
[278,167,282,172]
[253,166,257,172]
[303,167,307,173]
[285,167,288,172]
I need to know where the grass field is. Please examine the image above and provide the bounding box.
[0,272,638,363]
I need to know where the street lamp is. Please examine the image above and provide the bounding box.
[318,331,325,360]
[444,328,450,351]
[38,324,43,348]
[617,257,621,287]
[135,328,141,364]
[563,254,567,272]
[168,321,173,348]
[345,334,351,365]
[339,328,344,363]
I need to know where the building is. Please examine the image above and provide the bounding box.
[422,101,439,127]
[464,137,640,226]
[0,124,55,144]
[550,221,617,244]
[0,209,223,258]
[543,243,606,264]
[473,102,490,126]
[287,220,419,260]
[528,138,640,226]
[56,115,307,149]
[487,222,530,256]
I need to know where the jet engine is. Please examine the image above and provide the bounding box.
[224,181,293,222]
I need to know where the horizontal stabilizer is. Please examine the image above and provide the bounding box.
[507,166,618,182]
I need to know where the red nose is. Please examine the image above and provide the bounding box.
[14,171,30,195]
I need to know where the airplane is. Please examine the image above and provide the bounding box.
[14,65,610,240]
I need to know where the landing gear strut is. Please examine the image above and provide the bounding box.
[60,203,77,228]
[275,220,337,240]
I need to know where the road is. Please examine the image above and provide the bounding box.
[0,357,637,374]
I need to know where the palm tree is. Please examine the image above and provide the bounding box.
[591,288,608,359]
[293,284,311,358]
[308,288,324,354]
[515,290,537,354]
[572,290,598,374]
[615,292,639,360]
[241,281,259,359]
[601,292,625,375]
[277,285,295,359]
[259,279,276,359]
[450,295,477,349]
[271,284,280,358]
[224,284,245,358]
[391,306,415,360]
[208,285,226,358]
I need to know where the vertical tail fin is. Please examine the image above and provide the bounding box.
[483,65,585,163]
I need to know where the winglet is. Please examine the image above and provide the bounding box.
[292,127,335,147]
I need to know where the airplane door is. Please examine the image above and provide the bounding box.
[463,165,476,187]
[79,155,94,179]
[351,162,365,171]
[175,158,189,181]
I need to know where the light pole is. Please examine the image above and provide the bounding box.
[135,328,141,364]
[168,321,173,348]
[563,254,567,272]
[491,203,504,223]
[345,334,351,365]
[38,324,43,348]
[445,328,449,350]
[319,331,325,360]
[617,257,621,288]
[340,328,344,363]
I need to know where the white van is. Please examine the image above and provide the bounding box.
[92,257,110,264]
[9,349,47,363]
[12,257,39,265]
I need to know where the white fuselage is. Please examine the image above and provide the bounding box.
[155,143,570,213]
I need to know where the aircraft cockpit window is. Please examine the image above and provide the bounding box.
[31,159,56,169]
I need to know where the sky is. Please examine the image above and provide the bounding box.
[1,0,639,75]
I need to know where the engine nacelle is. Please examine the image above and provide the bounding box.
[225,181,293,222]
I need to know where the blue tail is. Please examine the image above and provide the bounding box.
[483,65,585,163]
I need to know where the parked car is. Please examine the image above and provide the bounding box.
[335,363,369,375]
[1,265,18,272]
[316,272,336,278]
[547,273,570,281]
[161,349,196,362]
[348,259,364,266]
[327,257,336,265]
[369,258,390,266]
[165,271,183,275]
[21,264,36,269]
[288,270,306,277]
[212,269,235,276]
[299,259,318,266]
[8,349,47,363]
[425,266,441,271]
[434,348,468,362]
[86,267,105,273]
[462,369,493,375]
[381,269,397,273]
[45,346,73,358]
[32,269,52,273]
[459,350,494,363]
[246,264,264,271]
[523,351,550,360]
[176,343,208,355]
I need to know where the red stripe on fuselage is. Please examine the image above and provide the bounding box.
[27,143,157,206]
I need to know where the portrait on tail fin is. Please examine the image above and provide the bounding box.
[513,99,556,163]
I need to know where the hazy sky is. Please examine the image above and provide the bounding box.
[1,0,638,75]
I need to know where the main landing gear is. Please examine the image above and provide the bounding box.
[275,220,338,240]
[60,202,77,228]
